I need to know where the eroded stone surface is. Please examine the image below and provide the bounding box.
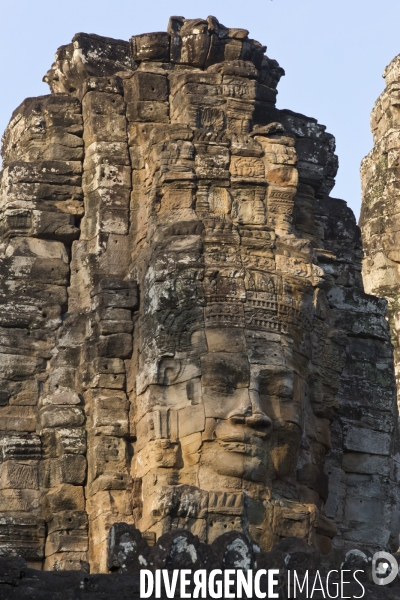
[0,15,398,573]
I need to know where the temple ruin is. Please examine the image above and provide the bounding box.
[0,16,398,574]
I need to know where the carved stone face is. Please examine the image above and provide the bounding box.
[130,208,317,544]
[132,297,307,483]
[198,352,271,483]
[198,358,304,484]
[124,30,334,550]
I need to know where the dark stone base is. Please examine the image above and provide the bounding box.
[0,527,399,599]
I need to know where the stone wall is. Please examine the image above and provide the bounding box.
[0,16,398,573]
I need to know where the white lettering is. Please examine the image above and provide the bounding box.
[224,570,235,598]
[163,569,179,598]
[155,569,161,598]
[341,570,351,599]
[208,569,223,599]
[326,570,339,599]
[269,569,279,599]
[140,570,154,599]
[237,570,253,598]
[293,571,308,598]
[353,570,366,599]
[311,571,325,598]
[193,570,207,599]
[180,570,192,599]
[254,569,267,599]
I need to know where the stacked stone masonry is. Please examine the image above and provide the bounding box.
[0,16,398,574]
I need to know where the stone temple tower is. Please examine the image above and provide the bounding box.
[0,16,398,573]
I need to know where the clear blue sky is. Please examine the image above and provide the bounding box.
[1,0,399,220]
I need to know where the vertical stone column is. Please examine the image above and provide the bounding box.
[0,95,83,567]
[74,76,136,573]
[361,54,400,407]
[39,313,88,571]
[359,54,400,550]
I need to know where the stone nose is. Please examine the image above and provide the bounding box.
[245,413,272,430]
[227,411,273,432]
